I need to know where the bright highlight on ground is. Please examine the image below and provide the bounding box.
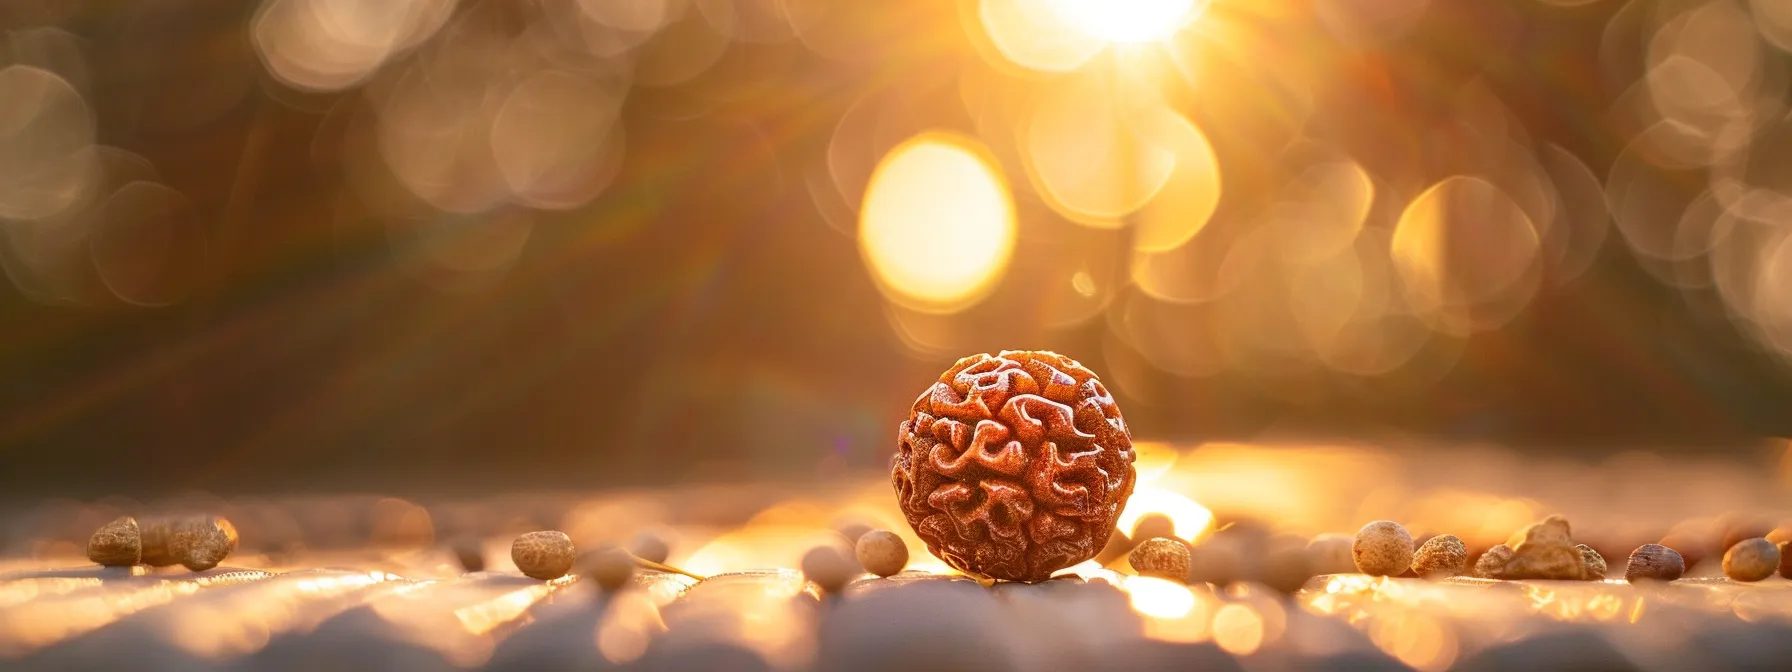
[1047,0,1205,44]
[859,132,1017,313]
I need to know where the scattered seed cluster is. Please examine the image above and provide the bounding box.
[511,531,576,580]
[1129,537,1191,581]
[855,529,909,578]
[1723,538,1779,582]
[1352,521,1414,576]
[1411,534,1467,579]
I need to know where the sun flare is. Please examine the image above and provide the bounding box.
[1047,0,1206,44]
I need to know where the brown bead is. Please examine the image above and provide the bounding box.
[1352,521,1413,576]
[1780,541,1792,579]
[855,529,909,577]
[891,351,1136,582]
[511,531,576,580]
[1723,538,1779,582]
[1625,544,1685,582]
[170,516,239,572]
[1129,537,1190,582]
[1473,544,1514,579]
[1410,534,1467,579]
[87,516,141,567]
[801,545,856,593]
[1578,544,1607,580]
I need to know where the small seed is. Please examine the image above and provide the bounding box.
[170,516,239,572]
[581,544,635,592]
[1723,537,1779,582]
[1473,544,1513,579]
[1410,534,1467,580]
[1625,543,1684,582]
[854,529,909,577]
[511,531,576,580]
[1352,521,1413,576]
[87,516,141,567]
[1578,545,1607,580]
[1129,537,1191,582]
[801,545,856,594]
[629,532,670,565]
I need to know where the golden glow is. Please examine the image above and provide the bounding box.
[1048,0,1205,44]
[1390,176,1541,327]
[1117,485,1216,540]
[1126,576,1195,618]
[1210,604,1264,656]
[859,132,1017,313]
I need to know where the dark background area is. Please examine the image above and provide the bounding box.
[0,0,1787,499]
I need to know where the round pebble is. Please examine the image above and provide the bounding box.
[854,529,909,577]
[1578,544,1607,580]
[1353,521,1414,576]
[1625,543,1685,582]
[1129,537,1191,582]
[801,545,856,593]
[511,530,576,580]
[582,544,636,591]
[1724,538,1779,582]
[170,516,239,572]
[629,531,671,565]
[1474,544,1514,579]
[87,516,141,567]
[1410,534,1467,579]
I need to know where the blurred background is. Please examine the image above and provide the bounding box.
[3,0,1792,499]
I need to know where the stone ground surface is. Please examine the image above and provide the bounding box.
[2,559,1791,671]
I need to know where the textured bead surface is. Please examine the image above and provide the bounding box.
[1625,544,1684,582]
[1410,534,1467,579]
[1129,538,1190,582]
[170,516,239,572]
[1352,521,1413,576]
[511,531,576,580]
[87,516,141,567]
[891,351,1136,582]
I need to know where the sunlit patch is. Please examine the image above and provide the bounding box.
[1121,575,1213,642]
[595,590,666,665]
[1210,603,1264,655]
[1126,576,1195,618]
[1116,486,1214,541]
[859,132,1017,313]
[1047,0,1206,44]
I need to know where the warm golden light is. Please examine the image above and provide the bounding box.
[1116,486,1215,540]
[859,132,1017,313]
[1048,0,1205,44]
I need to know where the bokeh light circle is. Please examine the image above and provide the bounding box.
[858,131,1017,314]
